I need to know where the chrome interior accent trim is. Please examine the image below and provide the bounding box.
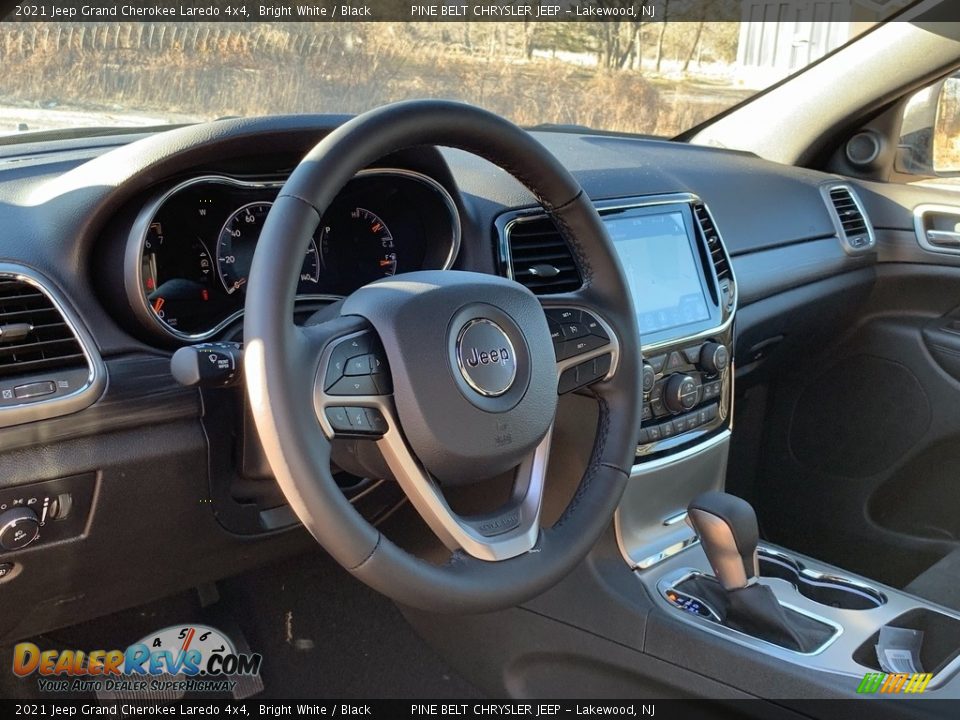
[0,264,107,428]
[914,203,960,257]
[656,567,844,657]
[639,542,960,689]
[615,431,730,570]
[126,169,462,343]
[820,182,877,256]
[496,193,739,356]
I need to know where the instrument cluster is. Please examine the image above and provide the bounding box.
[126,170,461,341]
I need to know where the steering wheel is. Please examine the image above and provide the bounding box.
[244,100,642,613]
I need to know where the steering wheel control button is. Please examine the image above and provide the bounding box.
[325,406,352,432]
[0,507,40,551]
[328,375,378,396]
[546,308,610,361]
[324,406,387,437]
[344,355,369,375]
[364,408,388,434]
[557,352,613,395]
[0,563,14,580]
[324,332,390,395]
[455,318,518,398]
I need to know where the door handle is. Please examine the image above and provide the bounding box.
[926,229,960,247]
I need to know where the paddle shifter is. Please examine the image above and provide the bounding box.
[686,490,759,591]
[677,491,834,653]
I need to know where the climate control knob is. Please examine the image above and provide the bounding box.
[0,507,39,551]
[664,374,699,414]
[700,342,729,375]
[642,362,656,393]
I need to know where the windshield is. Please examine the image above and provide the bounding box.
[0,16,898,141]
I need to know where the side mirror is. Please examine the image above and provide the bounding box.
[897,73,960,177]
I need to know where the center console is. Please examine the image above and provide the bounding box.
[595,194,736,572]
[603,194,960,696]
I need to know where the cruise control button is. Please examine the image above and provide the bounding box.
[546,308,580,324]
[328,375,379,396]
[325,406,352,432]
[547,320,563,344]
[561,322,590,340]
[581,312,609,340]
[557,334,607,360]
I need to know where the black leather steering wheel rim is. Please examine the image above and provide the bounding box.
[244,100,643,613]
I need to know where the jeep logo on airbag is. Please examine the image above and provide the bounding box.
[456,319,517,397]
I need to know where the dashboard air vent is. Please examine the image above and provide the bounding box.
[505,216,582,294]
[0,279,86,380]
[693,203,731,282]
[826,186,874,252]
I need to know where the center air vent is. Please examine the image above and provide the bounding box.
[825,185,874,253]
[0,279,87,380]
[693,203,731,282]
[504,216,583,295]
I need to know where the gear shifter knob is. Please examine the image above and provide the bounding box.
[686,491,759,591]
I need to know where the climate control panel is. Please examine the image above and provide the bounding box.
[638,339,731,452]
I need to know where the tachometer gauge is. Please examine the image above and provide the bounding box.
[319,207,398,286]
[216,202,320,295]
[141,221,215,332]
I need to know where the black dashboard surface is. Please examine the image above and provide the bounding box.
[0,114,873,360]
[0,113,896,643]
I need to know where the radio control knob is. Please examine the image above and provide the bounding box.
[700,342,729,375]
[0,507,39,551]
[642,362,656,393]
[664,374,699,414]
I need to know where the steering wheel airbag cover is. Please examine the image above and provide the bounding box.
[341,271,556,485]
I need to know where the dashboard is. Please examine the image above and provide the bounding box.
[123,169,461,341]
[0,112,907,644]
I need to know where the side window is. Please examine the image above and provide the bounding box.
[898,72,960,179]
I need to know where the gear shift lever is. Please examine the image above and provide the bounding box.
[686,490,759,590]
[677,491,835,653]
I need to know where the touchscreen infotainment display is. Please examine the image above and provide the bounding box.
[606,210,710,336]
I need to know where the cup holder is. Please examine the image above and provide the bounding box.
[758,548,886,610]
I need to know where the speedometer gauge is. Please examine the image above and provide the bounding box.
[216,202,320,295]
[319,207,398,285]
